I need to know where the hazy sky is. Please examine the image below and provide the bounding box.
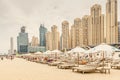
[0,0,120,54]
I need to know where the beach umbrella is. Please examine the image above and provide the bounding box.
[71,46,86,53]
[43,50,55,58]
[33,52,43,58]
[86,43,119,58]
[51,50,62,59]
[44,50,52,54]
[23,53,32,56]
[52,50,62,54]
[70,46,86,57]
[70,46,86,65]
[34,52,42,55]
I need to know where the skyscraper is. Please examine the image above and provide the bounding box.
[82,15,89,47]
[31,36,39,46]
[118,22,120,43]
[46,31,52,50]
[70,25,76,48]
[62,21,70,50]
[17,26,29,53]
[46,25,60,50]
[90,4,104,46]
[10,37,14,54]
[74,18,82,47]
[39,24,47,46]
[106,0,118,44]
[28,36,46,53]
[51,25,60,50]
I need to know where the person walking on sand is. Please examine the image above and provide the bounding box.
[10,56,13,60]
[1,57,3,60]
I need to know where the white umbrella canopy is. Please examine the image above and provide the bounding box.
[44,50,52,55]
[71,46,86,53]
[86,43,120,58]
[34,52,42,55]
[94,43,118,52]
[22,53,32,57]
[23,53,32,56]
[52,49,62,54]
[70,46,86,57]
[85,48,98,53]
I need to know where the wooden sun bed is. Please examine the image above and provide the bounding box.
[111,63,120,69]
[72,65,96,74]
[72,64,111,74]
[48,61,64,66]
[57,63,78,69]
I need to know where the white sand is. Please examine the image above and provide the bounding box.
[0,58,120,80]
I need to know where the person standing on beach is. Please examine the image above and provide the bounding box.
[1,57,3,60]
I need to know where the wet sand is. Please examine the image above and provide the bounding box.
[0,58,120,80]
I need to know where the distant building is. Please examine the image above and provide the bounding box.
[28,46,46,53]
[106,0,118,44]
[31,36,39,46]
[82,15,89,47]
[51,25,60,50]
[70,25,76,48]
[62,21,70,50]
[17,26,29,54]
[46,25,60,50]
[10,37,14,54]
[118,22,120,43]
[28,36,46,53]
[39,24,47,46]
[74,18,82,47]
[46,31,52,50]
[89,4,104,46]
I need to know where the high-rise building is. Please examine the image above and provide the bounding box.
[17,26,29,53]
[62,21,70,50]
[31,36,39,46]
[51,25,60,50]
[46,31,52,50]
[106,0,118,44]
[28,36,46,53]
[74,18,82,47]
[39,24,47,46]
[118,22,120,43]
[90,4,104,46]
[82,15,89,47]
[10,37,14,54]
[70,25,76,48]
[46,25,60,50]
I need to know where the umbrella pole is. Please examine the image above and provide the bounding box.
[103,51,104,69]
[78,53,79,65]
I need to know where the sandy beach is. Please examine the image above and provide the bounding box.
[0,58,120,80]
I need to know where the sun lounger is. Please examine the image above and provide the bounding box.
[96,67,110,74]
[111,63,120,69]
[48,61,64,66]
[72,65,96,74]
[111,59,120,68]
[72,61,111,74]
[57,63,78,69]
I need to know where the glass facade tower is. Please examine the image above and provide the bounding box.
[39,24,47,46]
[17,26,29,53]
